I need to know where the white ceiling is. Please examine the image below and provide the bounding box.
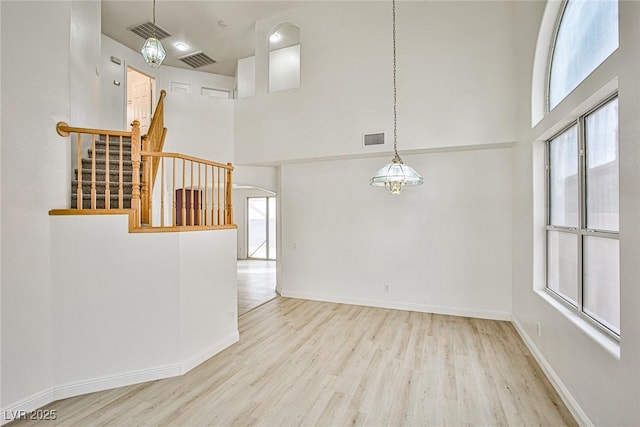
[101,1,303,76]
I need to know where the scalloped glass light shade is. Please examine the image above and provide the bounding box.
[141,37,166,68]
[369,159,424,195]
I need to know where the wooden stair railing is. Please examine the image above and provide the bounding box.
[140,151,234,229]
[53,89,236,232]
[55,120,142,226]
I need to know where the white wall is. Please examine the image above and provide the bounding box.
[163,94,234,163]
[511,1,640,425]
[1,0,72,410]
[234,166,278,192]
[269,45,300,93]
[100,35,235,132]
[0,0,4,410]
[236,56,256,99]
[280,148,513,320]
[70,0,100,129]
[235,1,518,164]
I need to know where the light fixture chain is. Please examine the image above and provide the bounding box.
[152,0,157,38]
[392,0,398,156]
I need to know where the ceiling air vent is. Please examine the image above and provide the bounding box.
[128,22,171,40]
[363,133,385,147]
[179,52,217,68]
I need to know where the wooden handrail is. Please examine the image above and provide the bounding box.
[55,120,142,227]
[141,151,234,170]
[141,90,168,220]
[56,122,133,138]
[146,89,167,146]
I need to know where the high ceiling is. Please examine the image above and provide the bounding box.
[101,1,302,76]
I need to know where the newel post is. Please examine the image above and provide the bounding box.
[130,120,141,227]
[141,135,152,226]
[225,163,233,225]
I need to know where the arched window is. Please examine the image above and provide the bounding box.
[539,0,621,339]
[548,0,618,110]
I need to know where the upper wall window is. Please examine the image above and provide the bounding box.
[268,24,300,93]
[548,0,618,110]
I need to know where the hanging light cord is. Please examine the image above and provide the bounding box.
[392,0,401,162]
[152,0,157,39]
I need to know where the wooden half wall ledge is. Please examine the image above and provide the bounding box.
[49,209,237,233]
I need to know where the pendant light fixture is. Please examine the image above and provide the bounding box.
[369,0,423,195]
[140,0,166,68]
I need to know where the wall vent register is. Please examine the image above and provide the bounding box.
[363,133,385,147]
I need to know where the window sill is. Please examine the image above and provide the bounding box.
[535,289,620,360]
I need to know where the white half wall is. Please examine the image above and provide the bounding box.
[45,215,237,413]
[179,230,238,364]
[51,215,181,386]
[279,148,513,320]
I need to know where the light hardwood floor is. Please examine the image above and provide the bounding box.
[237,260,277,316]
[10,298,576,426]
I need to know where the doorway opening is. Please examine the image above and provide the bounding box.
[126,67,156,133]
[238,193,277,316]
[247,196,276,260]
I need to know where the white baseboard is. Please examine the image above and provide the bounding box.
[511,316,593,427]
[1,388,55,425]
[53,364,183,402]
[181,331,240,374]
[282,290,511,321]
[1,330,239,426]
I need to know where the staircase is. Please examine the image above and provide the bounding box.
[71,135,136,209]
[55,89,235,230]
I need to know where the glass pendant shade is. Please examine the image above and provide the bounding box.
[141,37,166,68]
[369,0,423,194]
[369,154,424,195]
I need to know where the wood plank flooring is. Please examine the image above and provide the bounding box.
[237,260,277,316]
[9,298,576,426]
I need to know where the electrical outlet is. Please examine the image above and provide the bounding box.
[384,284,390,293]
[536,323,542,337]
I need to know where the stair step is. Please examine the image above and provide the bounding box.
[81,158,133,169]
[97,135,132,143]
[72,181,134,194]
[94,140,133,151]
[70,194,132,210]
[89,148,132,161]
[75,168,136,182]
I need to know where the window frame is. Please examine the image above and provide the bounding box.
[545,92,620,340]
[545,0,568,113]
[545,0,619,113]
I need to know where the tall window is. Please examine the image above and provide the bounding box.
[546,95,619,336]
[548,0,618,110]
